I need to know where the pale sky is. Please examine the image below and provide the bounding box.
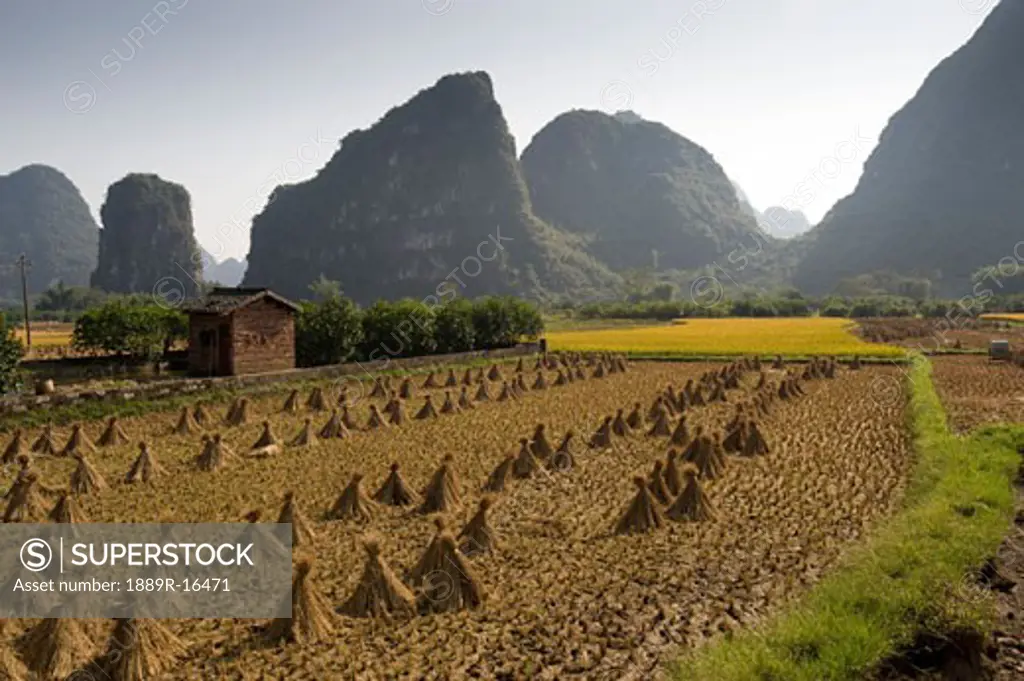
[0,0,997,261]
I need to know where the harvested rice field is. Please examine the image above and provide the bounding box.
[546,317,905,358]
[0,355,913,679]
[932,355,1024,432]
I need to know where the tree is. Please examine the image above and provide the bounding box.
[295,297,363,367]
[35,282,107,312]
[647,283,676,302]
[820,299,851,317]
[360,299,436,360]
[72,301,187,360]
[433,299,476,354]
[0,314,24,393]
[307,275,343,302]
[471,297,543,348]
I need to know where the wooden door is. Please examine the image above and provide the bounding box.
[218,323,232,376]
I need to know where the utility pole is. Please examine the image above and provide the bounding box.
[16,254,31,349]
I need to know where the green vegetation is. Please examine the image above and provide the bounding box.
[551,290,1024,323]
[0,314,25,392]
[72,300,188,360]
[674,356,1021,680]
[295,294,363,367]
[296,292,543,367]
[35,282,108,313]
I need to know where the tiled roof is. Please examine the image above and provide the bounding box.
[183,287,301,315]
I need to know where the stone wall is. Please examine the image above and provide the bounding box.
[0,343,541,416]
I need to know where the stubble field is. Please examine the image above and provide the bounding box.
[932,355,1024,432]
[1,354,912,679]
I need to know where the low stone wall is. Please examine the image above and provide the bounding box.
[1,343,541,416]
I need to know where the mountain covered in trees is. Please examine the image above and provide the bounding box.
[91,174,201,296]
[244,71,619,303]
[794,0,1024,296]
[0,164,99,297]
[520,110,765,271]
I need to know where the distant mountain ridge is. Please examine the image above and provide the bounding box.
[794,0,1024,295]
[0,164,99,296]
[521,109,765,272]
[731,181,812,239]
[243,71,620,303]
[199,248,246,286]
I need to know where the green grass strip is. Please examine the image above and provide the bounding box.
[672,355,1022,680]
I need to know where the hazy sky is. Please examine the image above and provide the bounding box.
[0,0,997,261]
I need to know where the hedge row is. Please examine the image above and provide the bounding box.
[296,295,543,367]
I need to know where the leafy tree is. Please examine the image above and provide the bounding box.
[0,314,24,393]
[295,296,363,367]
[820,299,852,317]
[433,299,476,354]
[35,282,108,313]
[72,301,186,360]
[507,297,544,339]
[848,299,884,318]
[647,283,676,302]
[307,275,344,302]
[471,297,544,348]
[360,299,436,360]
[730,296,779,318]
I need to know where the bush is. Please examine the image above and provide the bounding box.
[0,314,24,393]
[360,299,436,360]
[72,301,186,360]
[295,296,363,367]
[433,299,476,354]
[506,297,544,340]
[821,299,852,317]
[730,297,779,318]
[471,297,542,348]
[849,299,883,318]
[35,282,108,312]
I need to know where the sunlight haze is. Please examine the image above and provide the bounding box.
[0,0,996,260]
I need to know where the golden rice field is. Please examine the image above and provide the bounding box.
[546,318,906,358]
[13,323,74,348]
[980,313,1024,323]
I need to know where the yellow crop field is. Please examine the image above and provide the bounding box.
[14,326,74,347]
[546,317,905,357]
[980,313,1024,323]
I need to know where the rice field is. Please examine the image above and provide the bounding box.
[980,313,1024,323]
[13,323,74,348]
[932,355,1024,432]
[546,317,905,358]
[0,353,913,678]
